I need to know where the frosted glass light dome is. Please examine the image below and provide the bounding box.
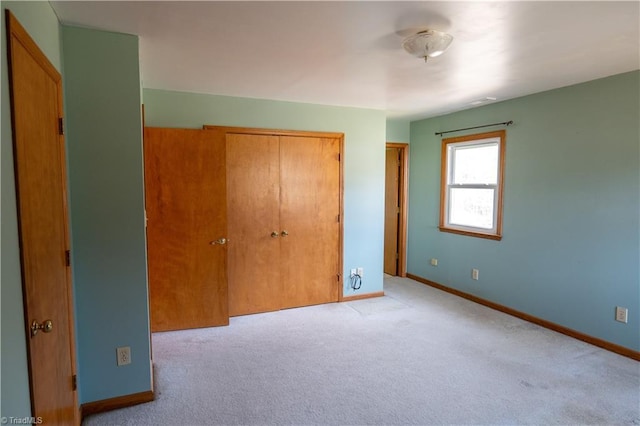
[402,29,453,62]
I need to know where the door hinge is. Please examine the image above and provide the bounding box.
[72,374,77,391]
[396,206,400,214]
[58,117,64,135]
[337,274,340,281]
[65,250,71,267]
[337,153,341,161]
[336,214,340,222]
[396,253,399,260]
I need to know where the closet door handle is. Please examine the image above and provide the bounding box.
[270,231,279,238]
[281,230,289,237]
[31,319,53,337]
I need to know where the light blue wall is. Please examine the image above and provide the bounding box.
[1,1,62,417]
[143,89,386,296]
[62,26,152,403]
[408,71,640,351]
[386,118,410,143]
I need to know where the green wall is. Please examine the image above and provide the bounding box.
[1,1,62,417]
[62,26,152,403]
[386,118,410,143]
[408,71,640,351]
[143,89,387,297]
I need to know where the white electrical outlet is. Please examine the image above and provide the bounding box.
[117,346,131,366]
[615,307,628,323]
[357,267,364,277]
[430,258,438,266]
[472,269,479,280]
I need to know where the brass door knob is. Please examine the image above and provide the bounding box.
[31,319,53,337]
[209,238,227,245]
[281,230,289,237]
[271,231,279,238]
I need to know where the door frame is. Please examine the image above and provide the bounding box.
[386,142,409,277]
[204,125,345,300]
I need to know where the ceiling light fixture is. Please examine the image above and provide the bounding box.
[402,29,453,62]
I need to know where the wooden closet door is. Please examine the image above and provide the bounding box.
[144,128,228,331]
[279,136,341,309]
[226,133,282,316]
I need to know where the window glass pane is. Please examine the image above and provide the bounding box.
[449,188,494,229]
[452,143,498,184]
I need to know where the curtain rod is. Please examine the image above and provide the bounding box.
[435,120,513,136]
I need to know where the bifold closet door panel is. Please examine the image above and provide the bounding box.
[144,127,229,331]
[279,136,341,309]
[226,133,282,316]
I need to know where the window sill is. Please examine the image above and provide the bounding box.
[438,226,502,241]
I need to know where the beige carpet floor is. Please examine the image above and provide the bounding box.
[83,276,640,425]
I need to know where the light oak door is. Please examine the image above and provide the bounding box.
[225,131,341,316]
[226,133,282,316]
[144,128,229,331]
[384,148,400,275]
[280,136,340,308]
[6,11,78,425]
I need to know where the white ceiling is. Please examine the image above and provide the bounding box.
[50,1,639,120]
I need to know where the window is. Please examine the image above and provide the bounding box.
[440,130,505,240]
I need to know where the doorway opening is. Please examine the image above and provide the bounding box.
[384,143,409,277]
